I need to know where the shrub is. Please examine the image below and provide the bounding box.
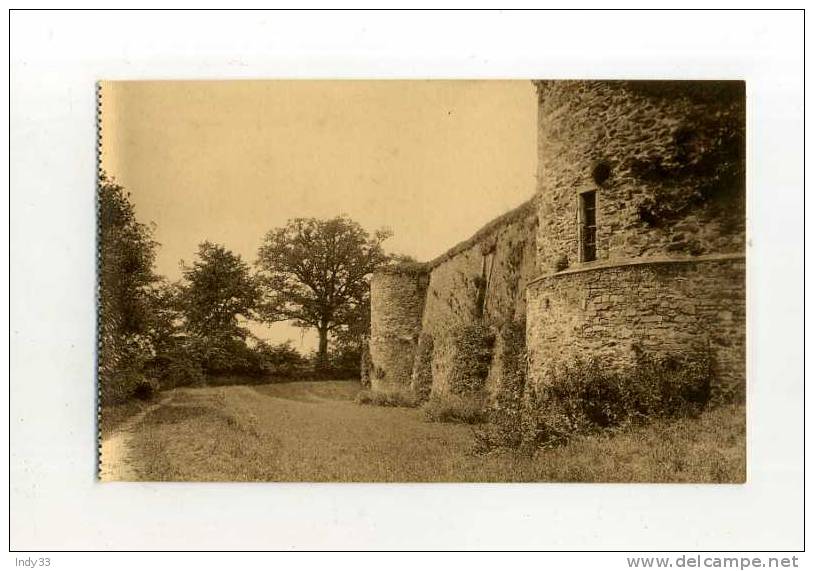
[99,333,155,405]
[410,333,434,402]
[355,388,420,408]
[524,350,714,449]
[253,340,307,377]
[630,352,712,417]
[473,320,528,452]
[152,337,309,384]
[448,323,495,395]
[422,393,487,424]
[146,336,206,389]
[198,336,258,376]
[360,343,373,387]
[99,369,142,405]
[100,369,160,405]
[325,344,363,379]
[132,378,160,401]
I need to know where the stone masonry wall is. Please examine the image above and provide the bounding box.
[419,200,537,397]
[368,199,537,397]
[368,80,746,407]
[529,80,746,399]
[535,80,745,273]
[368,270,429,392]
[526,255,746,398]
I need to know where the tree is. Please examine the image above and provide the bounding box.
[255,216,391,369]
[140,278,203,386]
[180,241,259,343]
[98,172,160,402]
[177,242,260,375]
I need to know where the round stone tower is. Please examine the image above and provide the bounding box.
[368,267,429,393]
[527,80,746,398]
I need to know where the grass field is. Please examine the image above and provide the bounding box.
[102,380,746,483]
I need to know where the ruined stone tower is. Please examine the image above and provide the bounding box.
[368,269,428,393]
[527,80,746,397]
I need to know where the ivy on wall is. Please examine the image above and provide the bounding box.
[632,100,745,233]
[447,323,495,395]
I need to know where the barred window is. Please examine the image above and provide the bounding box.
[579,191,597,262]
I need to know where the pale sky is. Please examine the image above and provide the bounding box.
[100,81,538,350]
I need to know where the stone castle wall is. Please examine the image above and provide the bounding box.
[420,200,537,396]
[529,80,746,396]
[527,255,746,397]
[368,199,538,396]
[367,80,746,404]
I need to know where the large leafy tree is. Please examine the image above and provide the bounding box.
[98,173,159,402]
[178,242,260,376]
[180,241,259,343]
[255,216,391,369]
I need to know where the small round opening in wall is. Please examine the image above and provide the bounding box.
[592,161,612,186]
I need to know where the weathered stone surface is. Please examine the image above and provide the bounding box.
[527,256,746,398]
[534,80,745,270]
[368,199,538,396]
[527,81,746,399]
[420,202,537,395]
[368,80,746,407]
[368,271,429,392]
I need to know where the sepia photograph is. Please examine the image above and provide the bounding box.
[97,79,746,483]
[11,6,807,556]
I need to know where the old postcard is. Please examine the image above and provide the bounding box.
[97,80,746,482]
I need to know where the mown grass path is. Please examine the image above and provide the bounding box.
[99,380,746,483]
[98,394,174,481]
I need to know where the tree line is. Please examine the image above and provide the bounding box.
[98,174,396,404]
